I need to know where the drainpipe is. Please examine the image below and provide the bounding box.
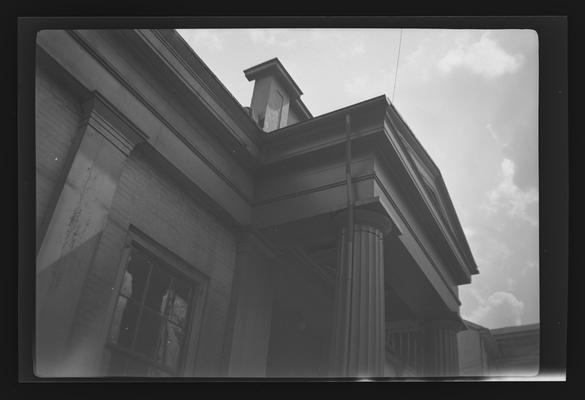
[345,113,354,252]
[344,113,354,374]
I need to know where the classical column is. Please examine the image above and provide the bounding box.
[423,320,462,377]
[36,92,145,376]
[329,209,394,377]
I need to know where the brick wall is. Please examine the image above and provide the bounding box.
[102,146,237,376]
[35,63,82,241]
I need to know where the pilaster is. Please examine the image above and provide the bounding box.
[35,92,145,377]
[223,233,275,377]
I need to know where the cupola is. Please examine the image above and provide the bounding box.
[244,58,312,132]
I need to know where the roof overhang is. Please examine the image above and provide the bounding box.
[244,57,304,98]
[130,29,266,168]
[259,95,479,284]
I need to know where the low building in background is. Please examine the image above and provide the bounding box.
[458,321,540,377]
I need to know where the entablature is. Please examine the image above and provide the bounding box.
[36,29,254,226]
[254,96,477,285]
[123,29,263,168]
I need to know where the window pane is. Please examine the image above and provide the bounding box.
[134,309,162,359]
[122,251,150,301]
[144,265,172,312]
[170,279,191,326]
[115,299,139,349]
[107,244,199,377]
[157,321,183,369]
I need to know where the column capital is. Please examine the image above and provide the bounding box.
[333,209,395,236]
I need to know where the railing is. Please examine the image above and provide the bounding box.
[386,323,425,376]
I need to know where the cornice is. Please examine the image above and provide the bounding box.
[261,125,382,166]
[148,29,264,150]
[385,104,442,178]
[244,57,304,99]
[65,30,254,206]
[259,97,387,166]
[379,123,470,284]
[263,95,387,143]
[383,108,477,279]
[385,105,478,275]
[373,174,463,304]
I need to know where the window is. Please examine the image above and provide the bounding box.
[275,91,284,128]
[107,244,199,377]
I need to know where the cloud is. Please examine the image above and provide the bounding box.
[462,226,477,239]
[465,290,525,328]
[506,278,517,291]
[402,31,525,84]
[485,123,511,147]
[177,29,224,51]
[467,286,486,305]
[521,260,538,277]
[470,232,512,269]
[487,236,513,262]
[247,29,296,47]
[403,38,435,82]
[337,41,367,58]
[438,32,524,79]
[343,75,370,97]
[483,158,539,226]
[343,68,392,101]
[299,29,367,58]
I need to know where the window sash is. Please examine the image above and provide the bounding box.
[107,244,197,377]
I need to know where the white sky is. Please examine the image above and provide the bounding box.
[178,28,539,330]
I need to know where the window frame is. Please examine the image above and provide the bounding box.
[103,226,209,377]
